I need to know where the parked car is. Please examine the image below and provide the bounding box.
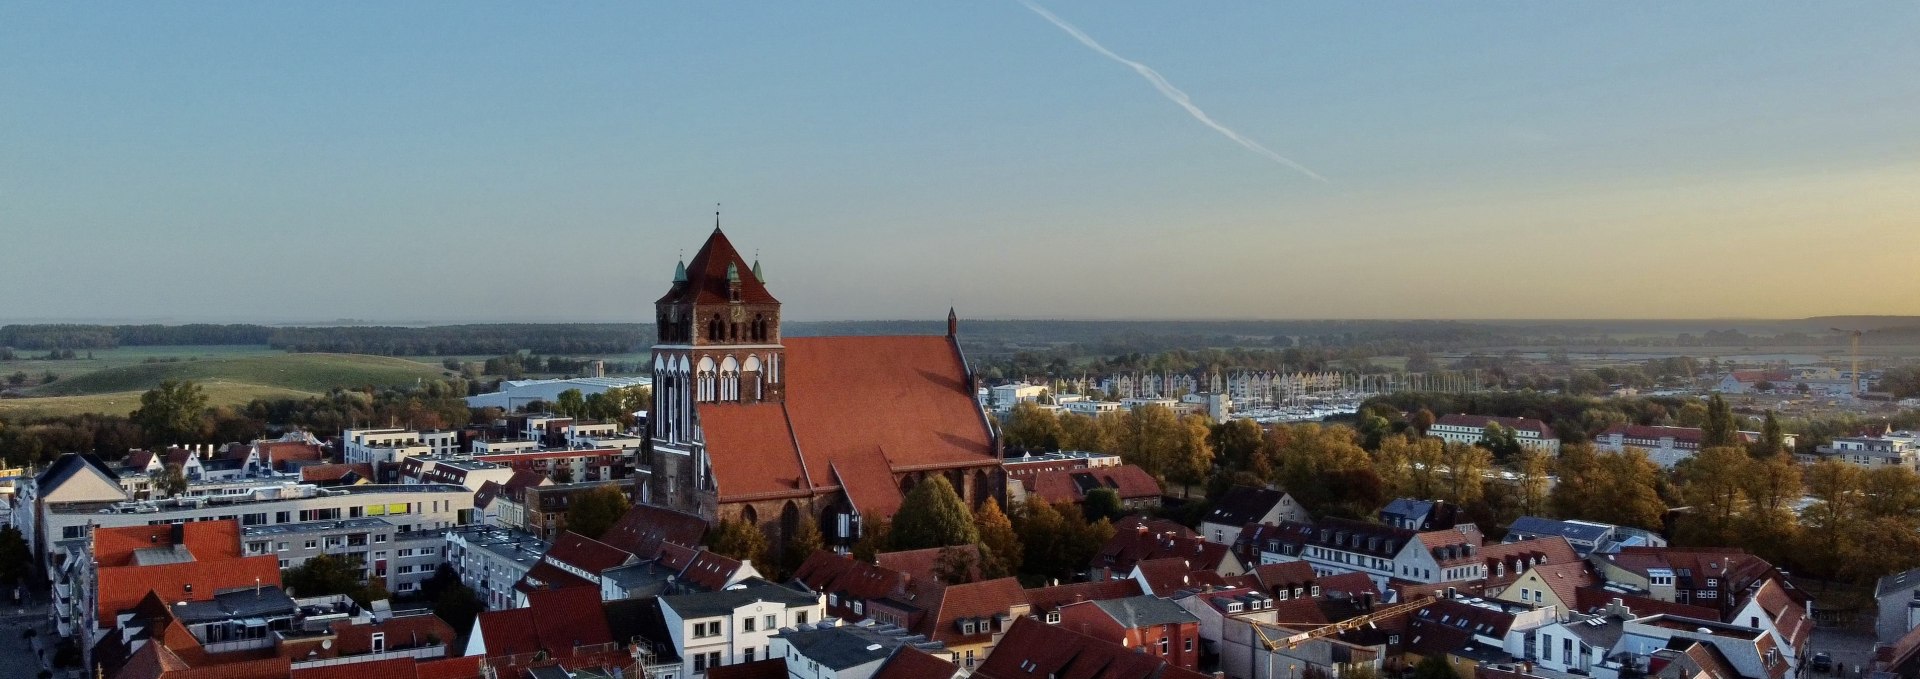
[1811,652,1833,673]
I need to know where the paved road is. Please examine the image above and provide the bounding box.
[0,611,50,679]
[1809,626,1880,678]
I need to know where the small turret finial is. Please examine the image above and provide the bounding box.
[714,202,722,232]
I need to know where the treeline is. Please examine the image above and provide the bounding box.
[270,324,647,355]
[0,324,272,349]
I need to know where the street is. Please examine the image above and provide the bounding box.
[1809,626,1880,679]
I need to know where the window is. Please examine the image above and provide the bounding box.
[764,614,775,630]
[744,617,756,632]
[397,565,415,575]
[371,632,386,653]
[398,549,415,558]
[966,649,976,667]
[1159,637,1169,654]
[1185,637,1193,651]
[374,534,388,543]
[795,611,808,626]
[243,513,267,526]
[276,542,289,552]
[305,540,318,549]
[279,560,290,568]
[694,654,707,672]
[1046,611,1061,624]
[744,648,755,663]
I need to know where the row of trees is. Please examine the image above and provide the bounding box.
[1000,403,1215,493]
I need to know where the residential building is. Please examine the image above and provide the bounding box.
[1016,463,1161,510]
[1056,595,1203,672]
[1613,614,1792,679]
[242,517,448,595]
[1198,486,1309,546]
[658,578,825,675]
[64,520,283,667]
[444,525,549,611]
[473,447,628,484]
[467,586,632,675]
[867,576,1028,670]
[972,616,1211,679]
[1024,579,1145,623]
[1060,398,1122,417]
[770,620,949,679]
[791,550,910,621]
[342,428,432,483]
[644,228,1003,558]
[1380,498,1466,531]
[1495,561,1595,611]
[1593,547,1784,621]
[1810,432,1920,470]
[1428,414,1561,454]
[1594,425,1790,469]
[1504,516,1668,558]
[1255,518,1487,589]
[990,383,1048,412]
[1876,566,1920,646]
[1093,516,1243,581]
[396,457,516,491]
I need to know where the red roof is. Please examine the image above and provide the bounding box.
[1250,561,1317,592]
[1026,464,1162,504]
[1132,557,1207,596]
[1023,579,1143,614]
[544,531,634,575]
[258,441,325,468]
[476,587,612,658]
[93,523,283,630]
[1094,516,1227,575]
[300,463,373,484]
[873,646,959,679]
[657,228,780,306]
[1572,587,1720,620]
[910,577,1027,646]
[698,336,999,506]
[793,550,908,617]
[599,503,708,557]
[876,545,978,585]
[1315,572,1379,599]
[834,450,906,518]
[657,542,751,591]
[973,616,1210,679]
[515,560,596,595]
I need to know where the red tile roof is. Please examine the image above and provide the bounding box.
[708,659,791,679]
[1250,561,1317,592]
[834,450,905,518]
[1132,557,1208,596]
[1095,516,1229,575]
[781,336,993,479]
[599,503,708,557]
[877,545,979,585]
[872,646,959,679]
[1023,579,1143,614]
[258,441,325,469]
[657,228,780,305]
[93,524,283,630]
[94,522,246,567]
[1315,572,1380,599]
[793,550,909,618]
[1026,464,1162,504]
[515,560,596,595]
[476,586,612,658]
[544,531,634,575]
[973,616,1210,679]
[700,402,813,500]
[910,577,1028,646]
[1524,561,1596,607]
[413,657,485,679]
[300,463,373,484]
[657,542,752,591]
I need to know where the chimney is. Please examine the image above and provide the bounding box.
[170,522,185,545]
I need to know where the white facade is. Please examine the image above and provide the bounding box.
[39,483,474,552]
[445,525,548,610]
[661,585,826,675]
[990,383,1047,412]
[1061,399,1122,418]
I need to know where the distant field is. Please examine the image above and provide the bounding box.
[27,352,452,397]
[1,345,280,383]
[0,383,319,419]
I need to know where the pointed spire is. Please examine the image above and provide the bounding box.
[674,249,687,283]
[948,307,958,337]
[751,259,765,283]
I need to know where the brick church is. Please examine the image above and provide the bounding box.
[643,225,1004,551]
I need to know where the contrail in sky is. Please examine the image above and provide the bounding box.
[1014,0,1326,182]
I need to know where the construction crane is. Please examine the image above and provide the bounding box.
[1248,595,1435,651]
[1830,328,1863,399]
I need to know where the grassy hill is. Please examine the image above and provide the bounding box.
[0,384,319,419]
[28,353,452,397]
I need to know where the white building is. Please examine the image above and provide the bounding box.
[990,383,1047,412]
[1429,414,1561,454]
[464,376,651,411]
[342,428,432,483]
[1061,399,1122,418]
[445,524,549,610]
[659,578,825,674]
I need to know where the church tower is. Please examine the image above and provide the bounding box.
[647,223,784,510]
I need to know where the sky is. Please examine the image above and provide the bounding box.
[3,2,1918,323]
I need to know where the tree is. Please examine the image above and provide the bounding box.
[708,518,768,571]
[1701,394,1740,449]
[852,518,890,563]
[283,554,385,605]
[554,389,586,418]
[1003,402,1064,452]
[1273,424,1375,516]
[1168,415,1215,497]
[1479,422,1523,461]
[1412,654,1462,679]
[890,476,978,550]
[1411,408,1437,436]
[975,498,1022,577]
[0,525,29,587]
[1058,413,1107,453]
[1752,411,1786,458]
[934,546,983,585]
[781,515,825,579]
[157,463,189,499]
[131,380,209,444]
[1439,442,1491,506]
[1113,405,1183,482]
[1210,419,1264,471]
[1514,449,1552,517]
[1082,488,1124,522]
[564,485,630,540]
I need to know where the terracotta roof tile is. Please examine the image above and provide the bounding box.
[793,550,908,618]
[476,586,613,658]
[699,403,811,501]
[876,546,978,585]
[1023,579,1143,614]
[973,616,1210,679]
[1026,464,1161,504]
[834,451,905,518]
[600,503,709,557]
[545,531,634,575]
[656,228,780,306]
[782,335,995,480]
[872,646,958,679]
[911,577,1027,646]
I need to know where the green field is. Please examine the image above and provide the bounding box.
[0,383,319,419]
[0,348,457,416]
[27,352,452,397]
